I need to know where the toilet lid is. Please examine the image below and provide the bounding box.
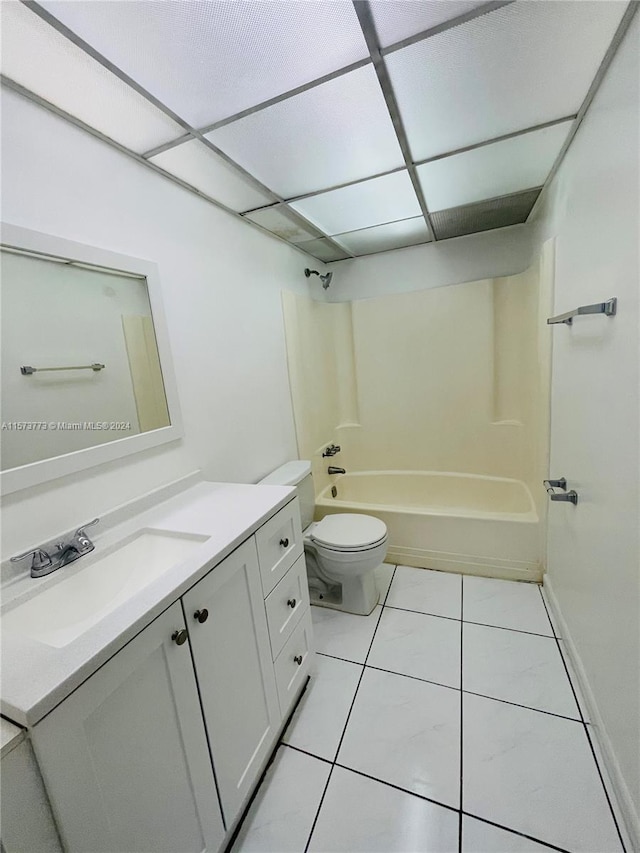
[310,514,387,550]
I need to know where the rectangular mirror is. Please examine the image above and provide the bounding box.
[0,224,183,494]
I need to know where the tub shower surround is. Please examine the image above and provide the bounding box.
[282,245,553,580]
[316,471,539,581]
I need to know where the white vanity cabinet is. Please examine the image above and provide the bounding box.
[30,601,226,853]
[1,732,62,853]
[19,493,312,853]
[182,537,281,825]
[257,520,314,720]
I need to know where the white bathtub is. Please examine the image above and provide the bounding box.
[315,471,541,582]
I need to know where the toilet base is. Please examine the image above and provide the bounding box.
[308,568,380,616]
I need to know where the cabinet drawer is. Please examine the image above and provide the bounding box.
[255,499,303,596]
[265,554,310,660]
[274,610,313,717]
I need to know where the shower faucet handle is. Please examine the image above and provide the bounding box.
[543,478,567,491]
[322,444,341,457]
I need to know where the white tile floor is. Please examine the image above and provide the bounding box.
[231,566,626,853]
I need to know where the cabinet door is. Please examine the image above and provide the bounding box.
[183,538,280,825]
[1,739,62,853]
[31,602,225,853]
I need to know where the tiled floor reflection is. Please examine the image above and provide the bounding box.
[231,566,625,853]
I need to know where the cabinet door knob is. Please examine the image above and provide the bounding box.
[193,609,209,623]
[171,629,188,646]
[287,598,297,609]
[293,654,303,665]
[279,538,289,548]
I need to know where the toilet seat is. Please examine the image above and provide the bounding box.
[309,514,387,552]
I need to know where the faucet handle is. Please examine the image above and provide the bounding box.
[74,518,100,538]
[10,548,52,570]
[73,518,100,551]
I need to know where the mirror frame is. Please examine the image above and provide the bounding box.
[1,223,183,494]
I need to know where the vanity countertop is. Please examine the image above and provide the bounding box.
[1,480,295,727]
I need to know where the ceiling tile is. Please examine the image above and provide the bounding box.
[39,0,370,128]
[244,207,322,244]
[386,1,628,160]
[370,0,489,48]
[337,217,431,255]
[417,120,572,211]
[0,1,184,153]
[206,66,405,199]
[290,172,422,236]
[149,140,274,212]
[431,189,541,240]
[296,239,351,263]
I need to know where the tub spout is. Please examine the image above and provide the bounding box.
[328,466,346,475]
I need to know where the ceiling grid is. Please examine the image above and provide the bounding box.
[351,0,437,242]
[2,0,636,261]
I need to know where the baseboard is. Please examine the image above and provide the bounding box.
[386,545,541,582]
[543,576,640,852]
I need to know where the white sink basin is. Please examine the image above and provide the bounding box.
[2,530,209,648]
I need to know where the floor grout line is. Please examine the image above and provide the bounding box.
[315,658,585,723]
[333,761,459,814]
[537,587,627,852]
[381,604,557,640]
[302,569,392,852]
[462,617,555,639]
[461,688,584,723]
[282,742,333,765]
[296,751,574,853]
[384,603,462,622]
[462,811,573,853]
[249,570,621,853]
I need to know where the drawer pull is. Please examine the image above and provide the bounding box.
[171,629,188,646]
[279,538,290,548]
[293,654,303,665]
[287,598,297,609]
[193,609,209,624]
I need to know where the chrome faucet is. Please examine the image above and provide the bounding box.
[322,444,341,458]
[327,466,346,475]
[11,519,100,578]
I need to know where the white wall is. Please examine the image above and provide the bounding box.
[327,223,537,302]
[0,89,314,558]
[534,13,639,844]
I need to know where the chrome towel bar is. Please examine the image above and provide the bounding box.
[547,297,617,326]
[20,362,106,376]
[20,363,105,375]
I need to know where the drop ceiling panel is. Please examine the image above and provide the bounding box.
[417,120,572,211]
[431,189,541,240]
[39,0,370,128]
[296,239,351,263]
[244,207,322,244]
[0,1,184,153]
[337,217,431,255]
[386,1,628,160]
[370,1,489,48]
[149,140,274,212]
[206,66,405,199]
[291,172,423,236]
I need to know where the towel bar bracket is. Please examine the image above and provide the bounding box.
[547,298,617,326]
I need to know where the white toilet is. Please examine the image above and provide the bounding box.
[260,461,388,615]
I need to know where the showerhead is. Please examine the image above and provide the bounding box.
[304,268,333,289]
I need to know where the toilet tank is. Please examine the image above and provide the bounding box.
[258,461,315,529]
